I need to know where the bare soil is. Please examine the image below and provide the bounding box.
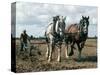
[15,39,97,73]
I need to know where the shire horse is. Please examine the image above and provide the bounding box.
[45,16,66,62]
[64,16,89,59]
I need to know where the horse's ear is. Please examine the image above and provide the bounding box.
[82,16,84,19]
[87,16,89,19]
[63,16,66,21]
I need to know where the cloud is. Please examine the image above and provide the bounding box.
[12,2,97,37]
[16,24,45,37]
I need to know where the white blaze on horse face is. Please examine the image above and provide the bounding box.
[59,16,63,22]
[83,22,87,33]
[84,25,86,32]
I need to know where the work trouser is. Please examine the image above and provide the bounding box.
[20,41,28,51]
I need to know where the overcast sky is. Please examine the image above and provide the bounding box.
[12,2,98,37]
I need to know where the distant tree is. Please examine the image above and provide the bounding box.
[38,36,45,39]
[94,35,97,39]
[30,35,33,39]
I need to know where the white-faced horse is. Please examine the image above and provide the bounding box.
[45,16,66,62]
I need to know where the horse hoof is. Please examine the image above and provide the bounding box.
[69,52,74,56]
[48,59,51,62]
[66,56,69,59]
[78,57,82,60]
[57,59,61,62]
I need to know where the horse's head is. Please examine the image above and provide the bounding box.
[56,16,66,37]
[80,16,89,34]
[53,16,59,24]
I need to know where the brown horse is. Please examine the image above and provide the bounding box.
[64,16,89,59]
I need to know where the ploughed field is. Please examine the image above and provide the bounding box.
[15,39,97,73]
